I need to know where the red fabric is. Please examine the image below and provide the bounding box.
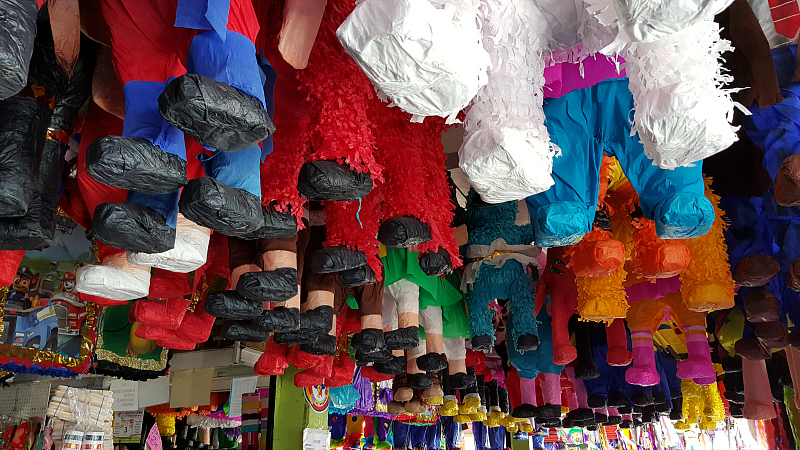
[506,368,521,410]
[59,175,92,230]
[136,324,178,340]
[156,336,196,350]
[172,299,215,344]
[255,339,290,376]
[132,297,190,329]
[0,251,25,286]
[339,306,361,335]
[360,366,394,383]
[540,247,579,365]
[256,0,308,225]
[148,270,193,298]
[772,403,792,450]
[328,354,356,387]
[287,346,333,378]
[294,371,324,388]
[768,0,800,39]
[99,0,190,84]
[536,375,545,407]
[99,0,259,85]
[605,319,632,366]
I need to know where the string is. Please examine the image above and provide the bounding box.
[355,197,363,228]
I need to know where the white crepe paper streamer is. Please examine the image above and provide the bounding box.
[584,0,732,44]
[582,0,738,169]
[337,0,491,122]
[623,20,739,169]
[458,0,560,203]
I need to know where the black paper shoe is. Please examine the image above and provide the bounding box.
[339,264,376,288]
[416,353,447,372]
[223,321,270,342]
[236,268,297,302]
[594,412,609,424]
[373,356,407,375]
[205,291,262,319]
[642,406,657,423]
[407,373,434,389]
[86,136,188,195]
[178,177,263,236]
[587,395,607,410]
[384,326,420,351]
[448,372,476,390]
[608,392,629,409]
[471,335,493,353]
[239,206,298,240]
[298,305,335,335]
[310,246,368,273]
[631,390,655,407]
[540,418,562,429]
[537,404,562,419]
[617,405,633,415]
[273,330,316,345]
[355,347,393,365]
[619,420,633,429]
[652,389,668,406]
[93,202,175,253]
[729,402,744,418]
[510,404,537,419]
[419,248,453,276]
[606,415,622,426]
[378,216,431,248]
[351,328,386,353]
[516,334,539,352]
[256,307,300,333]
[566,408,594,422]
[297,160,373,201]
[159,74,274,152]
[300,334,337,356]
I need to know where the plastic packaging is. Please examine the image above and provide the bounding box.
[0,0,38,100]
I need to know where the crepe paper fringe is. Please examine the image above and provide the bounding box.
[299,0,383,181]
[679,179,736,312]
[576,265,629,323]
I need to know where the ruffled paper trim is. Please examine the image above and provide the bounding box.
[678,179,735,311]
[0,359,79,378]
[459,0,558,201]
[575,265,629,323]
[370,109,461,268]
[623,21,739,168]
[322,194,384,279]
[300,0,384,182]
